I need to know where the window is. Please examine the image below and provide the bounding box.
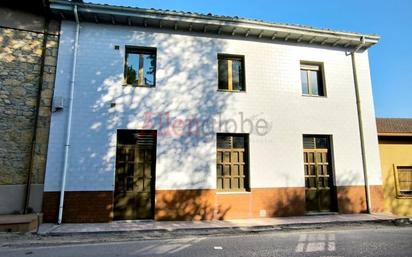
[216,134,249,191]
[218,54,245,91]
[124,47,156,87]
[394,165,412,197]
[300,63,325,96]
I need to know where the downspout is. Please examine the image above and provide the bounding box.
[23,18,50,214]
[58,4,80,224]
[350,36,372,213]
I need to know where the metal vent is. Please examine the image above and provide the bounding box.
[117,130,156,147]
[303,136,316,149]
[217,135,232,149]
[135,132,156,148]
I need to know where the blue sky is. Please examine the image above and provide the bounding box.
[91,0,411,118]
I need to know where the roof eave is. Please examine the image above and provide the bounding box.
[378,132,412,137]
[50,0,379,49]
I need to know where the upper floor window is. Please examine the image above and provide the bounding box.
[218,54,245,92]
[124,47,156,87]
[300,62,325,96]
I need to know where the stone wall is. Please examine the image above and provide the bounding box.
[0,27,44,185]
[0,14,59,213]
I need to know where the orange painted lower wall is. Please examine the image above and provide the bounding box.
[214,188,306,219]
[155,186,384,221]
[370,185,385,213]
[155,188,306,221]
[155,189,217,221]
[336,185,384,214]
[42,186,385,223]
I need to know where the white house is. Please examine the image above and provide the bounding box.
[43,0,384,223]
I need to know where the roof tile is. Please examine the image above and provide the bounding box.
[376,118,412,134]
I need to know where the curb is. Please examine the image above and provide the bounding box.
[37,218,411,237]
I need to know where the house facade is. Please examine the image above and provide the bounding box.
[377,118,412,217]
[43,0,384,223]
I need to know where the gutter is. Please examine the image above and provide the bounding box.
[350,36,372,213]
[58,4,80,224]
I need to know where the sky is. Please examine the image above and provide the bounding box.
[91,0,411,118]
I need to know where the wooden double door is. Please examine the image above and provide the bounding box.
[303,135,337,213]
[114,130,156,220]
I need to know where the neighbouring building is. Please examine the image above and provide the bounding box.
[43,0,384,223]
[0,1,59,214]
[377,118,412,217]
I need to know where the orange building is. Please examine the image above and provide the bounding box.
[377,118,412,217]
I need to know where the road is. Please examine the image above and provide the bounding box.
[1,226,411,257]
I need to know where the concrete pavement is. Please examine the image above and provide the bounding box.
[38,213,410,236]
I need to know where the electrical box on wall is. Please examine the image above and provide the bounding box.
[53,96,64,112]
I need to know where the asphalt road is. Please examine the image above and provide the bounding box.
[1,226,411,257]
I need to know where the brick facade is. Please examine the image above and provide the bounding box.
[43,191,113,223]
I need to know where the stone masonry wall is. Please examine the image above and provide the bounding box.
[0,26,58,186]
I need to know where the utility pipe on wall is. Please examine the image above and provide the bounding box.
[350,36,372,213]
[58,5,80,224]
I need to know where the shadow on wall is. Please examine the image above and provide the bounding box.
[264,188,306,217]
[78,28,235,221]
[336,177,384,214]
[382,165,412,216]
[156,189,230,221]
[263,175,380,216]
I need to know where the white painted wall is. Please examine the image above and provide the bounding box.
[44,21,382,192]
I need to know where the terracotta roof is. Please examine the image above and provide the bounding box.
[376,118,412,135]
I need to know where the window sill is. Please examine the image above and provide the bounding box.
[123,84,155,88]
[217,89,246,93]
[216,191,251,195]
[302,94,327,98]
[396,195,412,199]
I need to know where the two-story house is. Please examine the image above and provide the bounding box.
[43,0,384,223]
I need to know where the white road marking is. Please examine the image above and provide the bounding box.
[295,233,337,253]
[214,246,223,250]
[328,242,336,251]
[295,242,305,252]
[306,242,325,252]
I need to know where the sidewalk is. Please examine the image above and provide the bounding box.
[38,213,411,236]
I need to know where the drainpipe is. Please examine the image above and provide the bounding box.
[350,36,372,213]
[58,4,80,224]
